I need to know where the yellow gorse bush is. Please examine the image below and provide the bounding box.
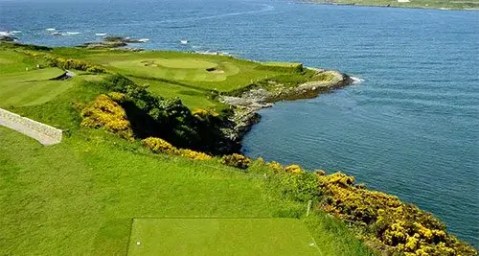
[142,137,178,154]
[142,137,212,161]
[179,149,212,161]
[263,161,303,174]
[221,153,251,169]
[81,94,134,140]
[266,161,283,172]
[42,55,106,73]
[192,108,219,119]
[284,164,303,174]
[318,172,477,256]
[108,92,128,102]
[192,108,209,117]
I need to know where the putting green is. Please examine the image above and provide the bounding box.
[112,58,217,70]
[128,218,321,256]
[109,59,241,83]
[154,58,217,69]
[0,68,76,107]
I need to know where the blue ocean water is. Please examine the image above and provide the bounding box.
[1,0,478,247]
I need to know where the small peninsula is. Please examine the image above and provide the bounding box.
[0,41,477,256]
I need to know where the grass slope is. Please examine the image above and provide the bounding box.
[0,127,373,255]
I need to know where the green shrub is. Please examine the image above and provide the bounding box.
[266,171,319,203]
[102,75,237,155]
[86,65,106,73]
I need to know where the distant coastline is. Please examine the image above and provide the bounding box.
[301,0,479,10]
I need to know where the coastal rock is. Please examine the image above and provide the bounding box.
[220,69,352,150]
[0,35,18,42]
[221,106,261,143]
[78,36,146,49]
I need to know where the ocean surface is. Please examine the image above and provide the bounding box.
[1,0,478,247]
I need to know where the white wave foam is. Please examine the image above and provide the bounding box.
[0,31,10,36]
[46,28,56,31]
[138,38,149,42]
[66,32,80,35]
[10,31,21,35]
[59,31,80,36]
[195,50,231,56]
[351,76,364,84]
[95,33,107,36]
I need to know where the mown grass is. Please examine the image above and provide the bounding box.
[0,68,76,107]
[52,48,281,91]
[0,126,374,255]
[128,218,321,256]
[0,44,375,255]
[49,48,316,110]
[0,82,374,256]
[1,45,334,110]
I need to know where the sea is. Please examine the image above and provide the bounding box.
[1,0,478,247]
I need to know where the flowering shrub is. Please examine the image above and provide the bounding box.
[108,92,128,103]
[192,108,209,117]
[142,137,212,161]
[192,108,219,119]
[318,172,477,256]
[221,153,251,169]
[285,164,303,174]
[81,94,134,140]
[142,137,178,154]
[266,161,283,172]
[86,65,106,73]
[179,149,212,160]
[45,55,105,73]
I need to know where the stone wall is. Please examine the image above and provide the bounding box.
[0,108,62,145]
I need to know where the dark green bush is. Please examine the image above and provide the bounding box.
[267,171,318,203]
[102,75,238,155]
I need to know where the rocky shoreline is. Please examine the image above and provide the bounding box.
[220,68,353,148]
